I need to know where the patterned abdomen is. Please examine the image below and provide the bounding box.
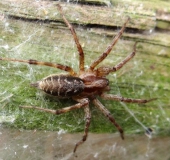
[31,75,85,98]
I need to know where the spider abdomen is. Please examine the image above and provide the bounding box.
[31,75,85,98]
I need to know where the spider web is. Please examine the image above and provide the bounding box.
[0,1,170,160]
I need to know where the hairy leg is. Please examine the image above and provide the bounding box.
[92,98,124,139]
[0,57,76,75]
[57,4,85,71]
[101,93,156,103]
[19,98,89,115]
[73,105,91,153]
[95,42,137,77]
[89,17,130,70]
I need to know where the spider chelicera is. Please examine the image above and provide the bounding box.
[0,4,155,153]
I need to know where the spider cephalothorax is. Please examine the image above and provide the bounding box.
[0,4,155,153]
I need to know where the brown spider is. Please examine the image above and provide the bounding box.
[0,4,155,153]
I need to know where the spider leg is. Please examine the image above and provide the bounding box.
[0,58,76,75]
[101,93,156,103]
[95,42,137,77]
[92,98,124,139]
[89,17,130,71]
[19,98,89,115]
[112,42,137,72]
[73,105,91,153]
[57,4,85,71]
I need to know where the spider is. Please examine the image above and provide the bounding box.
[0,4,155,153]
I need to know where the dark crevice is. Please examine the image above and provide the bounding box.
[45,0,111,6]
[7,14,145,34]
